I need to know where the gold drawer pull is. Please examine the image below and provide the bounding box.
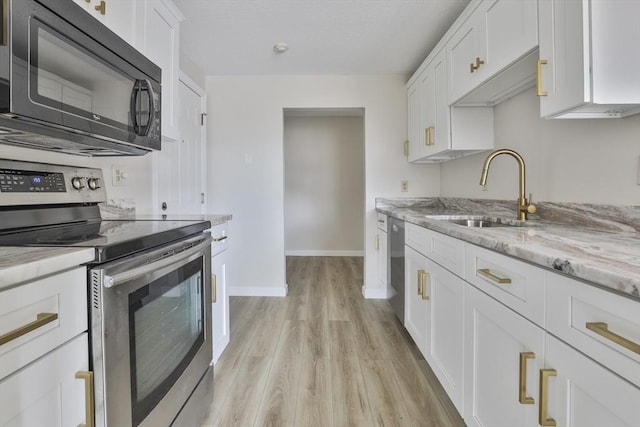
[417,270,425,296]
[477,268,512,284]
[212,274,217,303]
[75,371,95,427]
[212,235,228,242]
[537,59,548,97]
[539,369,557,426]
[0,312,58,346]
[586,322,640,355]
[94,0,105,15]
[421,271,430,301]
[519,352,535,404]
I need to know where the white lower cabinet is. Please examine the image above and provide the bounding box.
[543,334,640,427]
[464,284,544,427]
[423,256,464,413]
[405,244,464,413]
[405,246,429,355]
[211,223,230,364]
[398,221,640,426]
[0,333,90,427]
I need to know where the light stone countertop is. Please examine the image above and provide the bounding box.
[376,197,640,300]
[131,214,232,227]
[0,247,95,291]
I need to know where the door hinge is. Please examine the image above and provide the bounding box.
[201,113,207,126]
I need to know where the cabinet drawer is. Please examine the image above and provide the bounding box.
[406,222,430,256]
[0,267,87,379]
[377,213,388,232]
[427,228,465,278]
[0,332,89,427]
[465,244,545,327]
[546,272,640,388]
[406,223,465,277]
[210,222,229,257]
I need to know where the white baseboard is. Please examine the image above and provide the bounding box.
[212,335,230,366]
[228,284,288,297]
[362,286,389,299]
[285,250,364,257]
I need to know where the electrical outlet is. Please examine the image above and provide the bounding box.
[112,165,129,187]
[401,180,408,192]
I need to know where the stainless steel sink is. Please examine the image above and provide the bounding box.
[425,215,526,228]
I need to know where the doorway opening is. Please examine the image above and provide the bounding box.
[283,107,365,287]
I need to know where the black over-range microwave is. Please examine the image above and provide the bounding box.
[0,0,161,156]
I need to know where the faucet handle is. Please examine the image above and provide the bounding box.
[524,193,536,214]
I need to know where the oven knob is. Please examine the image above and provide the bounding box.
[87,177,101,190]
[71,177,85,190]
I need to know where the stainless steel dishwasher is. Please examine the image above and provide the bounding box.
[388,218,405,324]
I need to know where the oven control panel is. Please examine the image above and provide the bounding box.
[0,159,106,206]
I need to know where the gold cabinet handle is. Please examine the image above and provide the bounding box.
[375,234,380,250]
[425,126,435,146]
[470,57,485,73]
[586,322,640,355]
[0,312,58,346]
[212,274,217,303]
[539,369,557,427]
[212,235,228,242]
[75,371,95,427]
[537,59,548,96]
[421,270,430,300]
[424,127,429,146]
[95,0,105,15]
[417,270,424,296]
[519,352,535,404]
[403,140,409,157]
[477,268,512,284]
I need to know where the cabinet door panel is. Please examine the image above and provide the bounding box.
[449,13,486,103]
[425,258,464,413]
[538,0,586,117]
[405,246,429,355]
[407,81,422,162]
[0,333,89,427]
[545,335,640,427]
[464,285,543,427]
[212,249,229,364]
[484,0,537,76]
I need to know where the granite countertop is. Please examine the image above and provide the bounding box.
[0,247,95,291]
[376,197,640,300]
[130,214,232,227]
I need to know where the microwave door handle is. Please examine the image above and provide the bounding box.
[145,79,156,134]
[130,81,141,135]
[102,235,213,288]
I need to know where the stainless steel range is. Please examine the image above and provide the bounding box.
[0,159,213,427]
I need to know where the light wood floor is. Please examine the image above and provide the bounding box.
[201,256,465,427]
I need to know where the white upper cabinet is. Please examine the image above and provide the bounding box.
[135,0,185,142]
[449,0,538,105]
[72,0,136,45]
[407,48,493,163]
[538,0,640,118]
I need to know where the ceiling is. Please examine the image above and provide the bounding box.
[173,0,471,76]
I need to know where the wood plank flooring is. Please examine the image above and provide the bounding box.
[200,256,465,427]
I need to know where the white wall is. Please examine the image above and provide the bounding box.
[0,145,155,212]
[441,88,640,205]
[284,115,364,256]
[205,75,440,297]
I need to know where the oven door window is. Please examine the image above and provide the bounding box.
[129,257,204,425]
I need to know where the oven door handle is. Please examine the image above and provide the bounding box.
[103,236,213,288]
